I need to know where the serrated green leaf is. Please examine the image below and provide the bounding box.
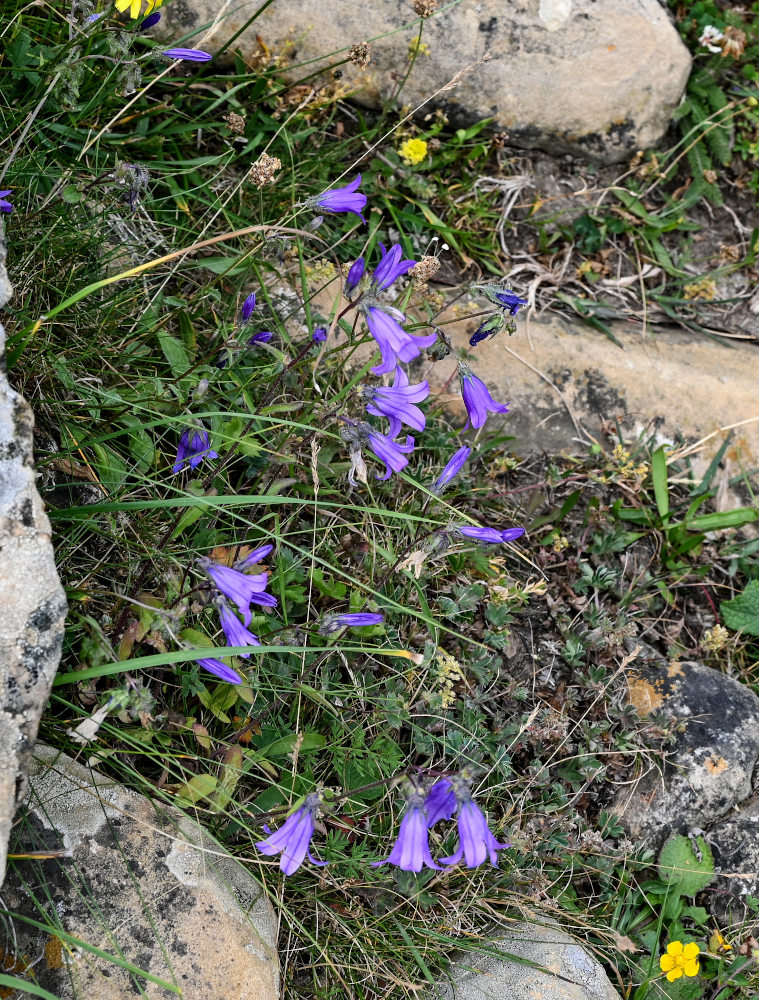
[721,579,759,636]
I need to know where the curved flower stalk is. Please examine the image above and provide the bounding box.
[195,656,241,685]
[217,600,261,657]
[172,429,219,474]
[458,363,509,429]
[432,446,471,494]
[372,791,441,872]
[362,367,429,439]
[457,525,525,545]
[308,174,367,222]
[255,792,328,875]
[199,557,277,625]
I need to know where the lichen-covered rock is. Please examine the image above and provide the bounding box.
[708,794,759,928]
[0,230,67,888]
[616,648,759,848]
[2,745,279,999]
[162,0,691,163]
[431,919,621,1000]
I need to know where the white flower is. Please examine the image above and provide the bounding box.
[698,25,724,54]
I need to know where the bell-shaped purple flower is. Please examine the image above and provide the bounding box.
[217,601,261,657]
[195,657,242,685]
[0,191,12,214]
[372,795,442,872]
[235,543,274,570]
[248,330,273,345]
[255,792,328,875]
[440,797,509,868]
[494,290,528,315]
[459,364,509,430]
[200,558,277,626]
[320,612,384,634]
[162,48,212,62]
[172,429,219,474]
[345,257,365,295]
[424,779,456,827]
[363,367,429,439]
[240,291,256,322]
[312,326,327,343]
[365,428,415,481]
[310,174,367,222]
[365,306,436,376]
[371,243,416,292]
[432,446,471,494]
[458,525,525,545]
[469,312,505,347]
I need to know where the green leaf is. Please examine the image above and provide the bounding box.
[688,508,759,531]
[176,773,217,805]
[651,446,670,521]
[721,579,759,636]
[659,834,714,896]
[156,331,190,375]
[61,184,82,204]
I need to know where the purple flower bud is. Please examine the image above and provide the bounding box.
[469,312,505,347]
[310,174,367,222]
[320,612,384,634]
[195,657,242,685]
[255,792,328,875]
[363,367,429,439]
[458,363,509,430]
[494,289,528,315]
[162,48,213,62]
[235,543,274,570]
[372,795,442,872]
[371,243,416,292]
[140,10,161,29]
[172,429,219,474]
[345,257,365,295]
[240,291,256,322]
[458,525,525,545]
[217,601,261,658]
[312,327,328,343]
[248,330,273,345]
[424,779,457,827]
[86,12,104,22]
[432,446,471,494]
[0,190,13,214]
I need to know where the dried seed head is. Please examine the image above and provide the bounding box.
[414,0,439,16]
[223,111,246,134]
[722,25,746,58]
[248,152,282,188]
[348,41,371,69]
[409,255,441,287]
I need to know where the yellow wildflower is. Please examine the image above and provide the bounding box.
[408,35,431,57]
[115,0,162,17]
[398,138,428,166]
[659,941,700,982]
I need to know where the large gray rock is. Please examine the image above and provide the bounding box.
[2,745,280,999]
[0,231,67,887]
[705,794,759,928]
[432,919,621,1000]
[163,0,691,164]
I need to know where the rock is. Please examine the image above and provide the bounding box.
[707,794,759,928]
[0,229,67,888]
[615,649,759,849]
[2,745,279,999]
[431,919,621,1000]
[162,0,691,164]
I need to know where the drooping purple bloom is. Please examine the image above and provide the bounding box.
[200,558,277,626]
[365,306,436,376]
[372,796,442,872]
[459,364,509,430]
[310,174,367,222]
[469,313,505,347]
[365,428,415,481]
[255,792,328,875]
[321,612,384,634]
[345,257,365,295]
[172,429,219,474]
[248,330,273,345]
[363,367,429,439]
[494,289,528,315]
[312,326,327,343]
[162,48,212,62]
[217,601,261,657]
[195,657,242,685]
[236,543,274,569]
[458,525,525,545]
[440,797,510,868]
[424,779,456,827]
[240,291,256,322]
[432,446,471,494]
[371,243,416,292]
[140,10,161,29]
[0,190,13,214]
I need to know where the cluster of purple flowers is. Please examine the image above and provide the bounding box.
[256,772,508,876]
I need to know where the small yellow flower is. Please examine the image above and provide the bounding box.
[115,0,162,18]
[659,941,700,982]
[408,35,431,57]
[398,137,428,166]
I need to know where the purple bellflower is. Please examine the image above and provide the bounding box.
[255,792,328,875]
[217,600,261,657]
[309,174,367,222]
[345,257,365,296]
[248,330,273,345]
[235,543,274,570]
[172,429,219,474]
[363,367,429,439]
[432,445,471,494]
[441,796,509,868]
[162,48,212,62]
[195,657,242,685]
[364,306,436,376]
[371,243,416,292]
[140,10,161,28]
[469,313,505,347]
[320,612,384,635]
[494,289,528,315]
[372,792,442,872]
[200,558,277,625]
[458,525,525,545]
[240,291,256,322]
[424,779,457,827]
[365,427,415,481]
[459,363,509,430]
[0,190,13,214]
[312,326,327,343]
